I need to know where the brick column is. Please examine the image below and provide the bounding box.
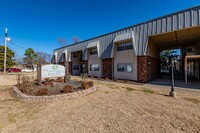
[137,56,160,83]
[137,56,148,82]
[69,62,72,75]
[58,62,64,66]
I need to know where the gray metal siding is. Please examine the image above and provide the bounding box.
[54,6,200,59]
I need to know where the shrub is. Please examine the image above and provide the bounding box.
[81,81,94,90]
[16,75,34,92]
[63,85,74,93]
[36,88,48,96]
[56,77,64,83]
[44,78,49,82]
[44,81,54,87]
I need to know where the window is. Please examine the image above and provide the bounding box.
[73,65,79,70]
[73,54,79,59]
[90,48,98,55]
[117,63,133,72]
[90,64,99,71]
[117,41,133,51]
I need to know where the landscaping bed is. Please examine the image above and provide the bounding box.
[13,75,96,102]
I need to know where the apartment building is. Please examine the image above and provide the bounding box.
[53,5,200,83]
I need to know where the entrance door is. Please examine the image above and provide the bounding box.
[102,59,113,79]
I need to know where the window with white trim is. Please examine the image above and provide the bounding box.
[73,65,79,70]
[117,63,133,72]
[117,41,133,51]
[90,64,99,71]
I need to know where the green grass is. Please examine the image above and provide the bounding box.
[0,86,11,91]
[142,89,155,94]
[7,114,16,124]
[184,98,200,104]
[126,87,134,92]
[110,86,119,89]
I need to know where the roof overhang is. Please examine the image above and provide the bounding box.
[149,26,200,51]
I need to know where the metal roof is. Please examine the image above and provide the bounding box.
[54,5,200,61]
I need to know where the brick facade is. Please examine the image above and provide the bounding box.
[102,58,113,79]
[58,62,64,66]
[69,62,72,75]
[137,56,160,83]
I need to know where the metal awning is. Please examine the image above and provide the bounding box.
[87,40,99,48]
[114,32,132,43]
[58,53,66,63]
[86,40,100,58]
[110,31,137,58]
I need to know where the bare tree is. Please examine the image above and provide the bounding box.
[58,38,68,46]
[14,52,23,66]
[72,36,80,43]
[36,52,52,64]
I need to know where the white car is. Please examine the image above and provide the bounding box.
[21,69,34,72]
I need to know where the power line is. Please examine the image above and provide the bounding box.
[9,41,26,50]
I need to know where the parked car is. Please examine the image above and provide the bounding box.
[21,68,34,72]
[7,68,21,73]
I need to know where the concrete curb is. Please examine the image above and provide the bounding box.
[12,86,97,103]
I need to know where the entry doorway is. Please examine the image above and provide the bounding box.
[160,49,183,79]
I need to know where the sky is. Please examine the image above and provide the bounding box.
[0,0,200,57]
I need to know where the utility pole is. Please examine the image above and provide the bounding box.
[4,28,8,74]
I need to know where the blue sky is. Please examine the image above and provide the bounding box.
[0,0,200,57]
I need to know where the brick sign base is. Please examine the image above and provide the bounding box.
[12,86,97,103]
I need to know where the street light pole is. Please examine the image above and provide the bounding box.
[4,28,8,74]
[169,60,177,97]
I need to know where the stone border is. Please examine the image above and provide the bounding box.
[12,86,97,103]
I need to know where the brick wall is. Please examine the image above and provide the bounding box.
[69,62,72,75]
[137,56,160,83]
[102,58,113,79]
[85,61,88,74]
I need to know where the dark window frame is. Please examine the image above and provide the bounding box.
[90,48,98,55]
[117,63,133,72]
[73,65,80,70]
[117,41,133,51]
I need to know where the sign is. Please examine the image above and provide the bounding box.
[41,64,65,78]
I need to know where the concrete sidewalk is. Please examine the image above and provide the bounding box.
[148,78,200,90]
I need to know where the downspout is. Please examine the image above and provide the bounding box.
[131,31,137,56]
[144,36,149,56]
